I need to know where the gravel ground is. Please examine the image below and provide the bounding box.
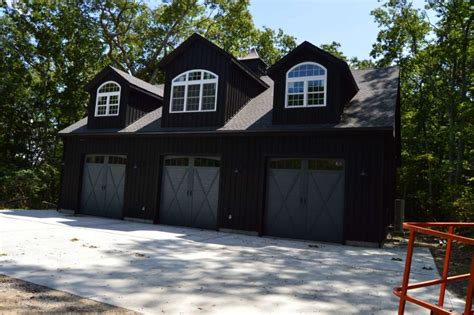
[0,274,137,314]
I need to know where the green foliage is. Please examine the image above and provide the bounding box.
[1,0,471,223]
[0,163,59,209]
[371,0,473,221]
[252,27,297,65]
[0,0,296,208]
[319,41,377,69]
[320,41,348,61]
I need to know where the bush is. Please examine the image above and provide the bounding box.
[0,163,59,209]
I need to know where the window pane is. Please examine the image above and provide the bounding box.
[269,159,302,169]
[165,157,189,166]
[307,80,325,92]
[288,64,325,78]
[97,106,107,115]
[287,81,304,94]
[171,85,185,111]
[194,158,220,167]
[203,72,216,80]
[287,94,304,106]
[99,82,120,93]
[307,93,325,105]
[188,71,202,81]
[201,83,216,110]
[108,105,119,115]
[202,83,216,97]
[174,74,186,82]
[97,96,107,105]
[108,156,127,165]
[109,95,119,104]
[308,159,344,171]
[186,84,200,111]
[202,96,215,110]
[87,155,105,164]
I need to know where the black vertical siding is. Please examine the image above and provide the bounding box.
[239,58,267,76]
[126,90,162,126]
[160,41,267,128]
[59,130,395,243]
[269,49,354,125]
[87,72,130,129]
[224,63,265,123]
[161,41,230,128]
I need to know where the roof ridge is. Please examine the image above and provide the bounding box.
[108,66,163,98]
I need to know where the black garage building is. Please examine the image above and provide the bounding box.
[58,34,400,245]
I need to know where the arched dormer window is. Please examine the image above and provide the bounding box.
[95,81,121,116]
[286,62,327,108]
[170,70,218,113]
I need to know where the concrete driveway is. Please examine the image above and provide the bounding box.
[0,210,464,314]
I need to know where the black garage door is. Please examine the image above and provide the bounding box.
[264,158,345,242]
[80,155,126,218]
[159,156,220,229]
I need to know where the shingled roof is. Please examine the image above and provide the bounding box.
[110,66,164,97]
[59,66,399,135]
[84,66,163,99]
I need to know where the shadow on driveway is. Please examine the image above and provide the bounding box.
[0,210,464,314]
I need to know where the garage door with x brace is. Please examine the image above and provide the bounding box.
[159,156,220,230]
[80,155,126,218]
[264,158,345,243]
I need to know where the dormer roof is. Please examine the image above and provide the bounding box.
[85,66,163,99]
[157,33,269,89]
[60,67,400,135]
[267,41,358,93]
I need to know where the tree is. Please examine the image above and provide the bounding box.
[252,27,297,65]
[0,0,296,208]
[370,0,473,220]
[320,41,348,61]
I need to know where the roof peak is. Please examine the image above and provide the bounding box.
[239,48,260,60]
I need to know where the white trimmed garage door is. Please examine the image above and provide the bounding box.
[264,158,345,242]
[80,155,127,218]
[159,156,220,230]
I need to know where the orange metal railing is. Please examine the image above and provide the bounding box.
[393,222,474,315]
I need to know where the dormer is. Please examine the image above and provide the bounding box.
[267,41,358,125]
[85,66,163,129]
[157,34,269,128]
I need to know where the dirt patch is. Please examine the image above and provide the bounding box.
[386,231,473,300]
[0,274,138,314]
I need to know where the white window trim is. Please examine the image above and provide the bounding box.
[95,81,121,117]
[285,62,327,108]
[170,69,219,113]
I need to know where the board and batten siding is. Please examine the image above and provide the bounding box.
[86,72,131,129]
[126,89,162,126]
[269,48,356,126]
[224,62,265,123]
[59,130,394,243]
[160,40,266,128]
[160,40,231,128]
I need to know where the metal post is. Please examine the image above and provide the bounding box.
[399,229,416,315]
[464,253,474,315]
[439,226,455,307]
[394,199,405,232]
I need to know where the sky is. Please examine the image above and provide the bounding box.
[249,0,434,60]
